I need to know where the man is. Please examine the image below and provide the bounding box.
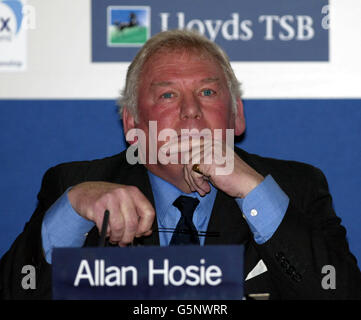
[0,30,360,299]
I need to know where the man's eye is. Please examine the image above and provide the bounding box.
[201,89,215,97]
[161,92,174,99]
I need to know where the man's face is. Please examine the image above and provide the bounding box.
[123,49,245,180]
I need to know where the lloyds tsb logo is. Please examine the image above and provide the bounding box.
[107,6,151,47]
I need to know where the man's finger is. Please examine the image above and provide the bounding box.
[189,165,211,195]
[183,165,196,192]
[129,187,155,236]
[117,194,143,244]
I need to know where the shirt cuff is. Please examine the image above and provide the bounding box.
[235,175,289,244]
[41,187,94,264]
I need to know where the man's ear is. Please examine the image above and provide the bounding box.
[122,106,136,142]
[122,106,136,132]
[234,98,246,136]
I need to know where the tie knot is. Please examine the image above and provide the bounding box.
[173,196,200,220]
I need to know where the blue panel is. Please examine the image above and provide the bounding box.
[92,0,329,62]
[0,99,360,270]
[0,100,126,258]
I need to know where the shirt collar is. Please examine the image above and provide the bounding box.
[147,170,217,226]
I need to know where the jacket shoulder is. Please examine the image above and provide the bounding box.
[235,147,329,207]
[40,151,129,194]
[236,147,325,180]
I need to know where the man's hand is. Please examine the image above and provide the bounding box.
[184,147,264,198]
[68,182,155,246]
[164,136,264,198]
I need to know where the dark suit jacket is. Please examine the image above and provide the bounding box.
[1,147,360,299]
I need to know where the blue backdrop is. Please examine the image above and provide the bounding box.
[0,99,360,269]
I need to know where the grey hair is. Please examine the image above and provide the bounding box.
[118,29,242,122]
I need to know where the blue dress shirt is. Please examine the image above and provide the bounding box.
[41,174,289,263]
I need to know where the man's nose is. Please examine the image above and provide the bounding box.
[179,93,202,120]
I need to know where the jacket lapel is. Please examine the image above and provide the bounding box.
[204,190,251,245]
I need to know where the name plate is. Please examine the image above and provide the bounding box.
[52,245,244,300]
